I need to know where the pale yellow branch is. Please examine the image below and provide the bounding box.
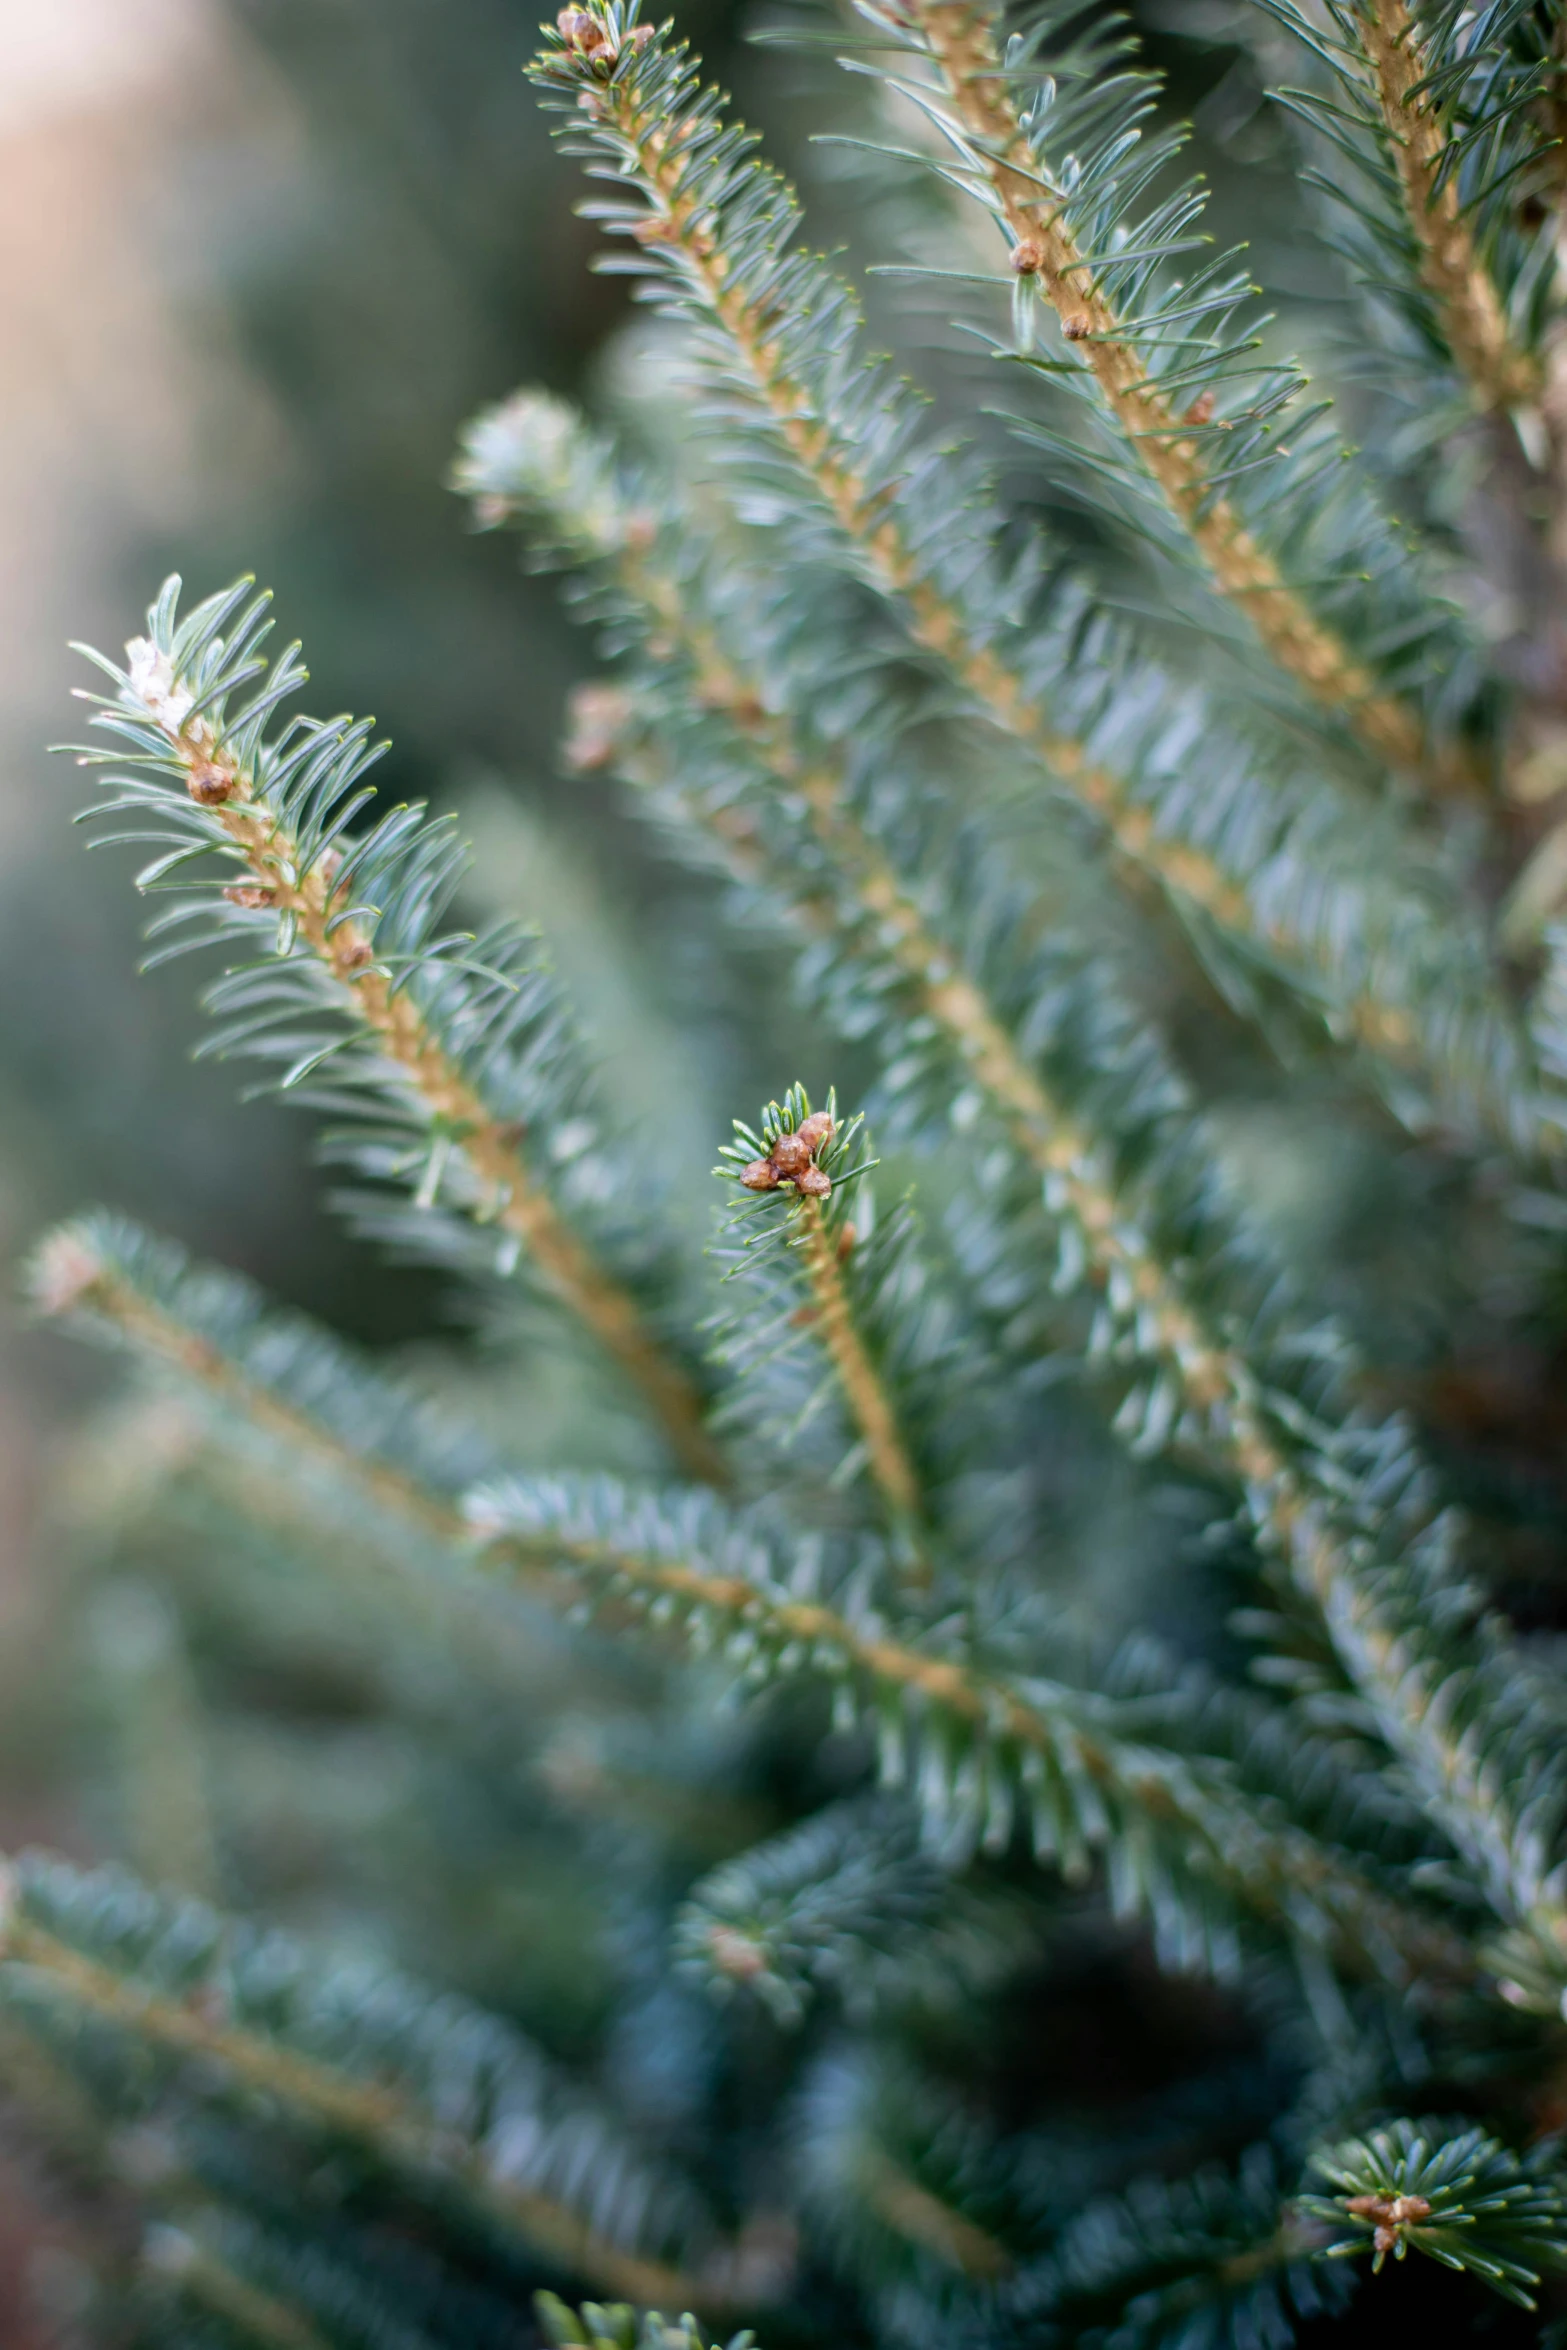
[588,72,1265,932]
[793,1189,925,1534]
[588,65,1491,1074]
[601,532,1306,1492]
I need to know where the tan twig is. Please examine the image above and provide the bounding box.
[123,687,725,1488]
[1361,0,1541,413]
[793,1188,925,1532]
[910,0,1452,782]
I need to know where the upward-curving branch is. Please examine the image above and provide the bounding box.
[71,582,725,1486]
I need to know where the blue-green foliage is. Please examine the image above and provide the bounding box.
[18,0,1567,2344]
[673,1797,1026,2025]
[848,0,1483,746]
[505,47,1538,1157]
[5,1854,719,2275]
[1258,1,1559,393]
[70,581,702,1398]
[31,1209,496,1505]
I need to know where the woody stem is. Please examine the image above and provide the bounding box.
[1361,0,1541,414]
[792,1188,926,1543]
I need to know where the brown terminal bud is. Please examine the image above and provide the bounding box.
[794,1110,835,1153]
[187,764,235,805]
[1062,315,1092,341]
[769,1132,813,1178]
[795,1165,832,1198]
[564,682,633,774]
[558,7,611,57]
[223,883,275,910]
[1009,239,1045,276]
[1187,389,1216,426]
[739,1157,781,1191]
[1346,2192,1431,2228]
[707,1924,768,1981]
[28,1229,104,1319]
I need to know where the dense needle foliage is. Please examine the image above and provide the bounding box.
[16,1,1567,2341]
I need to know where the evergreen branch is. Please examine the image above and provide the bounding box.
[143,2225,338,2350]
[794,1193,921,1519]
[0,1854,726,2313]
[41,1211,1554,2020]
[485,153,1538,1156]
[68,584,724,1485]
[39,7,1567,2335]
[26,1213,477,1546]
[466,1474,1469,1981]
[1257,0,1557,415]
[674,1800,948,2026]
[525,14,1325,973]
[705,1087,1034,1591]
[141,2200,511,2350]
[717,1090,927,1553]
[1302,2116,1567,2306]
[1003,2146,1347,2346]
[675,1798,1031,2026]
[793,2048,1021,2286]
[457,391,1527,1379]
[461,400,1162,1181]
[1357,0,1542,413]
[898,0,1438,778]
[25,1215,609,1755]
[38,1197,1437,1996]
[838,2144,1014,2285]
[463,396,1567,1981]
